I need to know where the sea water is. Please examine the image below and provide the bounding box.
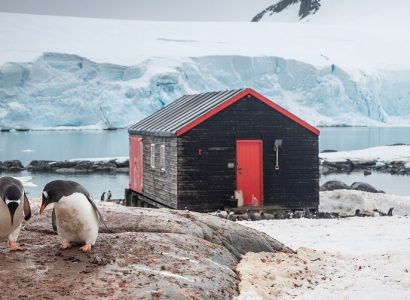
[1,127,410,197]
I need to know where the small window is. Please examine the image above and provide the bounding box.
[160,145,166,171]
[150,144,155,168]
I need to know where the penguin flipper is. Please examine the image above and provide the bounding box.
[23,193,31,221]
[85,196,112,233]
[52,207,57,232]
[75,184,111,231]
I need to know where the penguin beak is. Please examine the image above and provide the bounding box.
[39,202,47,214]
[6,201,19,225]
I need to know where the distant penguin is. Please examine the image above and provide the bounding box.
[40,180,104,252]
[100,192,106,201]
[0,177,31,251]
[387,207,394,216]
[227,210,236,221]
[216,209,226,219]
[246,209,256,221]
[106,190,112,200]
[236,214,249,221]
[264,213,274,220]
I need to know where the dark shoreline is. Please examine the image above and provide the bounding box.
[2,157,409,176]
[320,159,410,176]
[0,159,129,174]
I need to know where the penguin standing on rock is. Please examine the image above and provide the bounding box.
[0,177,31,251]
[40,180,104,252]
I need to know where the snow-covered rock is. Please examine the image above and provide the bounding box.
[320,190,410,216]
[320,145,410,165]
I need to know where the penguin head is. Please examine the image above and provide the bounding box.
[39,190,57,214]
[3,185,23,225]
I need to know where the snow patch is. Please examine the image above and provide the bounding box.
[320,190,410,216]
[68,157,128,163]
[320,145,410,164]
[13,176,37,187]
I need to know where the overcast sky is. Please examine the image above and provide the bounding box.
[0,0,274,21]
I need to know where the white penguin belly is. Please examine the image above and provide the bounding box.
[0,199,24,239]
[54,193,99,245]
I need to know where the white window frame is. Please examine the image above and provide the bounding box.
[150,144,156,168]
[160,145,166,171]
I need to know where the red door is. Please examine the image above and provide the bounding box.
[236,140,263,206]
[129,136,143,193]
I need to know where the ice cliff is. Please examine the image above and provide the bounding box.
[1,52,410,130]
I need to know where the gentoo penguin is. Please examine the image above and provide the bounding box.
[39,180,103,252]
[0,176,31,251]
[246,209,256,221]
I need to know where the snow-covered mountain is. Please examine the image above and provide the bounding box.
[252,0,410,24]
[0,4,410,129]
[252,0,321,22]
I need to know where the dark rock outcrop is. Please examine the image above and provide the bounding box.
[321,180,351,191]
[320,149,338,153]
[26,160,56,172]
[0,160,25,172]
[350,182,384,193]
[26,159,129,174]
[321,159,410,176]
[252,0,321,22]
[321,159,354,174]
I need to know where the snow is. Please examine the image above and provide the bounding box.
[13,176,37,187]
[2,11,409,71]
[68,157,128,163]
[320,190,410,217]
[238,216,410,298]
[236,188,410,298]
[320,145,410,164]
[236,243,410,299]
[1,6,410,129]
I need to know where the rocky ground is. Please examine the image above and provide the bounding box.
[0,203,292,299]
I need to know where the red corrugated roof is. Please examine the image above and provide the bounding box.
[129,88,320,137]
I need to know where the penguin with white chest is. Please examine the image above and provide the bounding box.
[40,180,103,252]
[0,176,31,251]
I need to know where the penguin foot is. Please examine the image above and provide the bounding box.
[80,243,92,252]
[59,241,71,250]
[8,241,25,252]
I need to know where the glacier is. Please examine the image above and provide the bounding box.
[1,52,410,130]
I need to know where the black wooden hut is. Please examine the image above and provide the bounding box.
[127,88,320,212]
